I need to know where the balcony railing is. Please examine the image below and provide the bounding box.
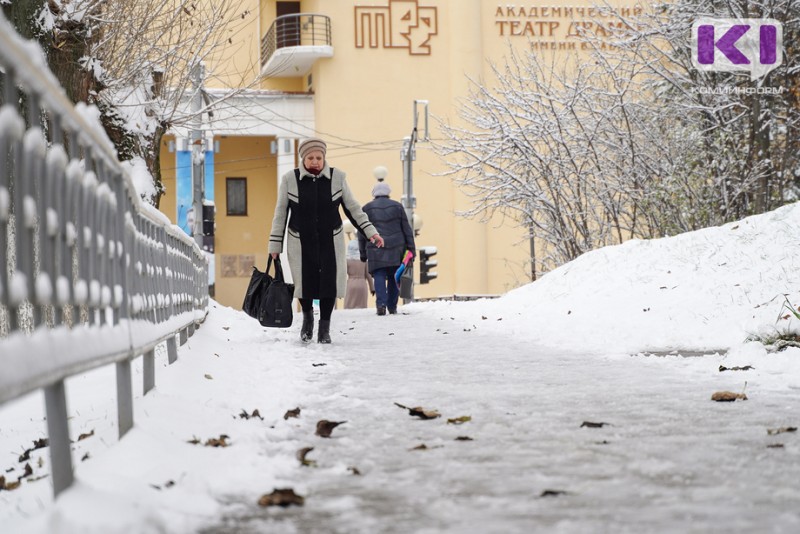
[260,13,333,78]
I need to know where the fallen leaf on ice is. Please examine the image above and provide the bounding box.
[284,407,301,420]
[316,420,346,438]
[204,374,213,380]
[258,488,305,507]
[348,466,361,475]
[711,391,747,402]
[719,365,754,372]
[447,416,472,425]
[540,489,569,497]
[239,409,263,420]
[297,447,317,467]
[767,427,797,435]
[454,436,474,441]
[394,402,441,420]
[580,421,610,428]
[77,429,95,441]
[204,435,230,447]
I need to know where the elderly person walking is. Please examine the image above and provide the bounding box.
[344,239,373,309]
[359,181,415,315]
[269,138,384,343]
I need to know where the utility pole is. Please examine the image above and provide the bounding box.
[190,62,205,249]
[400,100,429,302]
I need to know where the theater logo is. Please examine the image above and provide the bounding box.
[355,0,438,55]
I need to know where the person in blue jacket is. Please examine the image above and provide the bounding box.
[359,181,416,315]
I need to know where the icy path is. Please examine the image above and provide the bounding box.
[203,306,800,534]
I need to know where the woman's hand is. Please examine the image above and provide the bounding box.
[370,234,384,248]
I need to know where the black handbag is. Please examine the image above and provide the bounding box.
[242,257,295,328]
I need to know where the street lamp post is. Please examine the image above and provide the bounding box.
[399,100,429,303]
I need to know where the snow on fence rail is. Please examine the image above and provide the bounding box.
[0,12,208,497]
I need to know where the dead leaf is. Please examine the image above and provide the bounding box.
[222,326,230,330]
[711,391,747,402]
[187,436,201,445]
[81,453,90,461]
[719,365,755,372]
[77,429,95,441]
[0,476,4,488]
[32,438,48,450]
[394,402,440,420]
[312,363,327,367]
[580,421,610,428]
[316,420,346,438]
[204,434,230,447]
[348,466,361,475]
[239,409,264,420]
[204,374,213,380]
[447,416,472,425]
[767,443,784,449]
[37,457,44,468]
[540,489,569,497]
[410,443,428,450]
[284,407,301,420]
[297,447,317,467]
[767,427,797,435]
[4,480,20,491]
[454,436,473,441]
[18,450,30,462]
[258,488,305,507]
[22,463,32,478]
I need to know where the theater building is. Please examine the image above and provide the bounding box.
[158,0,639,308]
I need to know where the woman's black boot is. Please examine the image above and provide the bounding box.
[317,320,331,344]
[301,310,314,343]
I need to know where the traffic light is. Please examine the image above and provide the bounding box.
[201,201,215,252]
[418,246,438,284]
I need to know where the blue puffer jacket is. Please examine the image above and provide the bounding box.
[358,196,416,272]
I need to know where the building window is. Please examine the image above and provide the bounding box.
[226,177,247,216]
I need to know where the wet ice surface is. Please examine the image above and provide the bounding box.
[201,308,800,534]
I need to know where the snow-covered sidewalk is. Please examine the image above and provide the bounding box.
[3,301,800,533]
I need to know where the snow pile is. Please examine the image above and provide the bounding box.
[421,201,800,354]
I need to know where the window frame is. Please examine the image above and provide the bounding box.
[226,177,248,216]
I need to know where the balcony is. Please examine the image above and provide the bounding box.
[260,13,333,78]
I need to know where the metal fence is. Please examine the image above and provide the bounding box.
[0,12,208,497]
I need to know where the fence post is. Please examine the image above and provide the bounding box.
[167,335,178,363]
[116,360,133,438]
[43,381,74,496]
[143,349,155,394]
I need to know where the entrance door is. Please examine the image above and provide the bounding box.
[276,1,301,48]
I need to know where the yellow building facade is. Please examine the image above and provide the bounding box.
[159,0,640,308]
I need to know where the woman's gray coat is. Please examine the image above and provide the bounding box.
[268,163,378,299]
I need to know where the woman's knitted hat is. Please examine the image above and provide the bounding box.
[372,181,391,197]
[299,138,327,160]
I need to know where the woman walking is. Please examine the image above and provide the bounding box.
[269,138,383,343]
[345,240,373,309]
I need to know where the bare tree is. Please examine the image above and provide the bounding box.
[436,0,799,279]
[5,0,257,206]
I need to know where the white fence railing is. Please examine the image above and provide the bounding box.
[0,12,208,497]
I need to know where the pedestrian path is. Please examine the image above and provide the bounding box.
[202,306,800,534]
